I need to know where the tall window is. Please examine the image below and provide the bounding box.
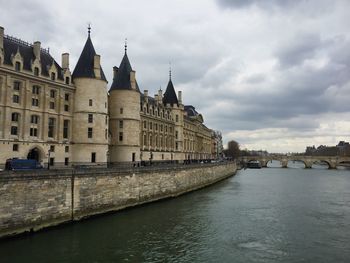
[48,118,55,138]
[175,131,178,139]
[50,89,56,98]
[88,114,93,123]
[32,85,40,94]
[89,99,93,106]
[176,114,179,122]
[50,89,56,99]
[32,98,39,107]
[63,120,69,139]
[120,108,123,114]
[13,81,21,90]
[65,77,70,85]
[51,72,56,80]
[30,127,38,137]
[64,104,69,111]
[11,112,19,122]
[49,101,55,109]
[65,93,69,101]
[119,132,123,142]
[91,152,96,163]
[119,120,123,128]
[11,126,18,135]
[88,127,93,138]
[31,115,39,124]
[13,95,19,103]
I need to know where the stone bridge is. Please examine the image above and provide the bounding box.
[240,155,350,169]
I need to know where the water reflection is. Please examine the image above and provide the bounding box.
[1,168,350,262]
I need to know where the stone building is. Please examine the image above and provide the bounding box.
[0,26,215,167]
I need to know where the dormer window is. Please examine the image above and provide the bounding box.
[15,62,21,72]
[51,72,56,80]
[65,77,70,84]
[34,67,39,76]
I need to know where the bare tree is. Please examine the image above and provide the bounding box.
[225,140,240,159]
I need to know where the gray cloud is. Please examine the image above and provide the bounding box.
[0,0,349,152]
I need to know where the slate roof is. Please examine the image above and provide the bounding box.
[163,79,178,106]
[110,53,140,92]
[184,105,199,117]
[3,36,64,80]
[72,35,107,81]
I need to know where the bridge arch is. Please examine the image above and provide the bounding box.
[287,159,307,169]
[312,160,331,169]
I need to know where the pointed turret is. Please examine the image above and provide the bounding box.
[163,67,178,106]
[110,41,140,92]
[72,29,107,81]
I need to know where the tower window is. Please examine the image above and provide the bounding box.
[65,146,69,152]
[89,99,93,106]
[51,72,56,80]
[119,120,123,128]
[65,93,69,101]
[119,132,123,142]
[88,127,93,138]
[120,108,123,114]
[88,114,93,123]
[64,104,69,111]
[65,77,70,84]
[91,152,96,163]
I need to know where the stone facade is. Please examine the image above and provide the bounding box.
[0,162,236,238]
[0,26,216,167]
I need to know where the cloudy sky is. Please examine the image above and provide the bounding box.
[1,0,349,153]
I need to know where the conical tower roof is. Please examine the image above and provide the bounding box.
[163,74,178,106]
[110,48,140,92]
[72,32,107,81]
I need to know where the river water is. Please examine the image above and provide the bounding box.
[1,164,350,263]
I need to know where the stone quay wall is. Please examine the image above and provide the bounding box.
[0,162,236,239]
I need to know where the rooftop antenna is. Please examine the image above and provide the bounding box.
[124,38,127,54]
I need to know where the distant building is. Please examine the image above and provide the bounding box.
[0,26,215,167]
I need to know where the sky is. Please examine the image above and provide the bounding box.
[1,0,349,153]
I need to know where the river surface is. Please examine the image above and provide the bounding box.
[1,164,350,262]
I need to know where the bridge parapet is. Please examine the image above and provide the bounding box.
[239,155,350,169]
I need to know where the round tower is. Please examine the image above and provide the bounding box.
[108,45,140,163]
[71,28,109,164]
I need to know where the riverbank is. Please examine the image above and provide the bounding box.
[0,162,236,239]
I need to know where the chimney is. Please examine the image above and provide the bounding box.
[0,26,4,51]
[154,94,159,102]
[144,90,148,97]
[158,89,163,102]
[113,66,118,78]
[33,41,41,60]
[130,70,136,90]
[61,53,69,70]
[94,54,101,79]
[178,91,182,104]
